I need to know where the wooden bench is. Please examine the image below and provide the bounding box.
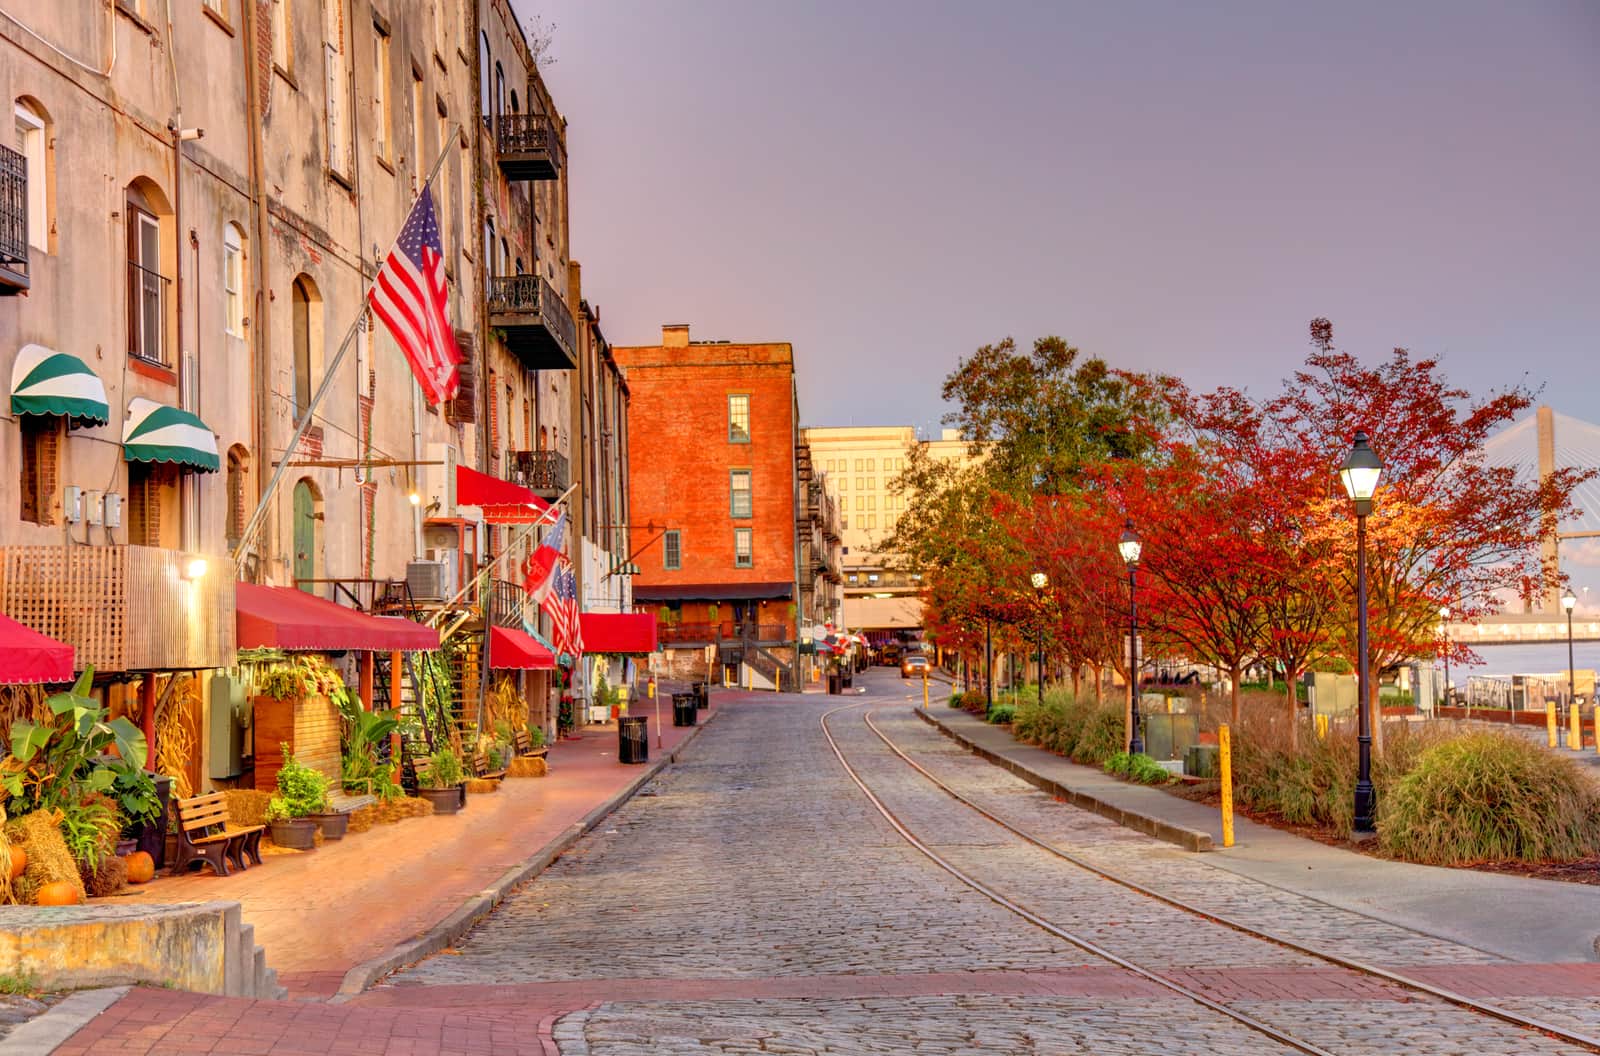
[172,793,265,877]
[513,730,548,759]
[471,751,506,782]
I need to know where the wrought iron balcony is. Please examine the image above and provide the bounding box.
[487,274,576,370]
[491,113,563,181]
[128,261,173,367]
[508,449,570,499]
[0,144,28,294]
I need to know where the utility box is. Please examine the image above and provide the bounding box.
[1143,712,1199,762]
[1185,743,1220,778]
[208,673,249,779]
[1310,672,1359,717]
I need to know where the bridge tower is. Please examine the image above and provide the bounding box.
[1538,406,1560,612]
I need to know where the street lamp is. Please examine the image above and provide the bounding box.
[1118,520,1144,754]
[1340,430,1383,833]
[1562,589,1578,718]
[1438,606,1451,710]
[1031,571,1048,705]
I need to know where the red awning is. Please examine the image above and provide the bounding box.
[236,583,440,652]
[489,626,556,670]
[456,465,551,524]
[579,612,658,654]
[0,613,75,684]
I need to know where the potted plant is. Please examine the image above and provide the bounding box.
[102,758,161,857]
[264,747,329,850]
[415,747,466,814]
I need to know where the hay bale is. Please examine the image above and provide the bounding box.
[82,853,129,898]
[347,805,377,833]
[7,811,86,904]
[507,756,547,778]
[465,778,499,794]
[223,789,274,827]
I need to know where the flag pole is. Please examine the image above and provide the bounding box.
[231,123,465,573]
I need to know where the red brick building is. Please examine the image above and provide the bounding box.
[614,324,801,685]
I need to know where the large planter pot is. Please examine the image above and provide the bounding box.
[310,812,349,841]
[137,773,174,869]
[268,818,318,851]
[417,785,463,815]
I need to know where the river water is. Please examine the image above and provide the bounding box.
[1453,641,1600,678]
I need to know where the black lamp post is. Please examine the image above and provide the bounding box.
[1340,430,1384,833]
[1031,571,1048,705]
[985,617,993,711]
[1562,589,1577,718]
[1118,520,1144,754]
[1439,605,1451,710]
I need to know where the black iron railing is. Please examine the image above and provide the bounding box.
[0,145,25,270]
[508,449,569,493]
[487,578,529,629]
[127,261,172,367]
[493,113,564,171]
[486,273,577,356]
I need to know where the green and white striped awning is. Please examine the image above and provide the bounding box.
[9,344,111,427]
[122,397,220,473]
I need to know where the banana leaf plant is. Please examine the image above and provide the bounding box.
[3,667,149,810]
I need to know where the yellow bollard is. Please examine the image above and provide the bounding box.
[1569,702,1582,750]
[776,669,783,694]
[922,675,930,709]
[1218,723,1235,849]
[1315,713,1329,741]
[1546,701,1558,747]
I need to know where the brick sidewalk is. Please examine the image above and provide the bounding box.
[120,695,720,998]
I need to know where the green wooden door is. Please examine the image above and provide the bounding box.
[293,481,315,592]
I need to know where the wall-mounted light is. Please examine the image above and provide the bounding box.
[183,557,209,581]
[408,490,422,506]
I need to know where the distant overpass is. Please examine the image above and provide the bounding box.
[1444,613,1600,646]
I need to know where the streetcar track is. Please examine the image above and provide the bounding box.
[821,692,1600,1055]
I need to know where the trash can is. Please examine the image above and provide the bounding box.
[672,692,698,727]
[692,680,709,709]
[828,671,842,696]
[618,716,649,764]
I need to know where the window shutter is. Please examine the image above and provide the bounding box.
[448,330,476,423]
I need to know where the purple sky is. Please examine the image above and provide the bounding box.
[526,1,1599,438]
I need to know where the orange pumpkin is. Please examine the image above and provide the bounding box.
[36,881,82,906]
[124,851,155,884]
[6,846,25,880]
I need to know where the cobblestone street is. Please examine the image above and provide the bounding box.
[45,675,1600,1054]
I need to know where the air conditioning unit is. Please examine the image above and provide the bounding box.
[406,558,455,601]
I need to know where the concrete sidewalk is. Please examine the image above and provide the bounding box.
[120,693,725,998]
[921,706,1600,964]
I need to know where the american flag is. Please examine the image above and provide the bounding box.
[369,188,460,405]
[521,511,567,602]
[541,556,584,663]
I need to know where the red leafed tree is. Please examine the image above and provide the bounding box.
[1268,320,1594,753]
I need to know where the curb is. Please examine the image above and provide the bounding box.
[0,986,130,1056]
[333,707,724,999]
[916,708,1214,853]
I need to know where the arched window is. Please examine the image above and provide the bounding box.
[223,223,246,337]
[494,62,505,120]
[509,89,519,115]
[125,177,173,366]
[13,98,50,253]
[226,445,251,548]
[290,275,322,423]
[484,215,495,275]
[291,478,321,591]
[478,32,491,122]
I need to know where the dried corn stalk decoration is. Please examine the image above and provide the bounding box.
[154,674,200,800]
[0,684,49,747]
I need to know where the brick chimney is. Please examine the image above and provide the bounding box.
[662,323,690,348]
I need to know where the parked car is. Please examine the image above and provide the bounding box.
[900,655,930,679]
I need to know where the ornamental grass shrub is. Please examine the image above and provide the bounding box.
[1104,751,1171,785]
[1011,690,1127,767]
[986,703,1016,725]
[1377,732,1600,865]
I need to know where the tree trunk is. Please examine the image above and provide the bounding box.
[1229,664,1243,727]
[1285,669,1299,751]
[1070,664,1082,700]
[1090,663,1103,705]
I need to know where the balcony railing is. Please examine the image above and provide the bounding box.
[128,261,173,367]
[659,621,717,645]
[487,274,576,370]
[0,545,234,672]
[508,449,569,497]
[486,578,532,629]
[0,144,28,294]
[491,113,564,181]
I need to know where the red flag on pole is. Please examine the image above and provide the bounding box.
[369,187,460,404]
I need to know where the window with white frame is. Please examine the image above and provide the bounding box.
[323,0,352,176]
[203,0,227,18]
[271,0,292,73]
[13,100,47,252]
[223,223,245,336]
[727,393,750,443]
[730,469,752,518]
[734,528,753,568]
[373,24,392,163]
